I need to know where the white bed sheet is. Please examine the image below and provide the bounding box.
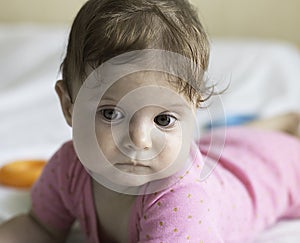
[0,24,300,242]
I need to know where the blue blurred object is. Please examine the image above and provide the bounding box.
[204,114,259,130]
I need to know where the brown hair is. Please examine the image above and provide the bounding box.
[61,0,211,106]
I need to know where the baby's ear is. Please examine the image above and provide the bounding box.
[55,80,73,127]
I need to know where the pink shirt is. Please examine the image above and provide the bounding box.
[31,127,300,242]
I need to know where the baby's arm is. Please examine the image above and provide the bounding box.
[0,142,77,243]
[0,211,67,243]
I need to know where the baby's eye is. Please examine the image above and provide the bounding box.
[99,108,124,122]
[154,114,177,128]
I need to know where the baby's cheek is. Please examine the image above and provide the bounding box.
[95,128,116,161]
[159,137,183,168]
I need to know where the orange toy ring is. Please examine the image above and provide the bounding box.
[0,160,46,188]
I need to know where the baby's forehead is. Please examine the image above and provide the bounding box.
[102,71,178,97]
[100,71,191,108]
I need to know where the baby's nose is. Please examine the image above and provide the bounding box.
[129,116,153,150]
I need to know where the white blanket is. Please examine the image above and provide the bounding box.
[0,24,300,242]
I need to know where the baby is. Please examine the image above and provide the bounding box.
[1,0,300,242]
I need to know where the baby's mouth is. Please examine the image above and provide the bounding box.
[114,162,151,174]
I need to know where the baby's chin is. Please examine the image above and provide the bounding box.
[86,157,191,193]
[88,168,149,189]
[106,171,166,188]
[89,166,177,194]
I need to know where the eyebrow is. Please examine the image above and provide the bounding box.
[100,97,117,102]
[100,97,190,109]
[167,103,190,110]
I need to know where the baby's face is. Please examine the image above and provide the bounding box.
[94,71,197,186]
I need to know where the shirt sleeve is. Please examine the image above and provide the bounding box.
[31,142,76,231]
[137,182,224,243]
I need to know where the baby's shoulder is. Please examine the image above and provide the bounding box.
[55,140,78,163]
[47,140,81,169]
[42,140,87,193]
[134,178,213,234]
[140,168,207,208]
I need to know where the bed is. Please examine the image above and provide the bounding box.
[0,24,300,242]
